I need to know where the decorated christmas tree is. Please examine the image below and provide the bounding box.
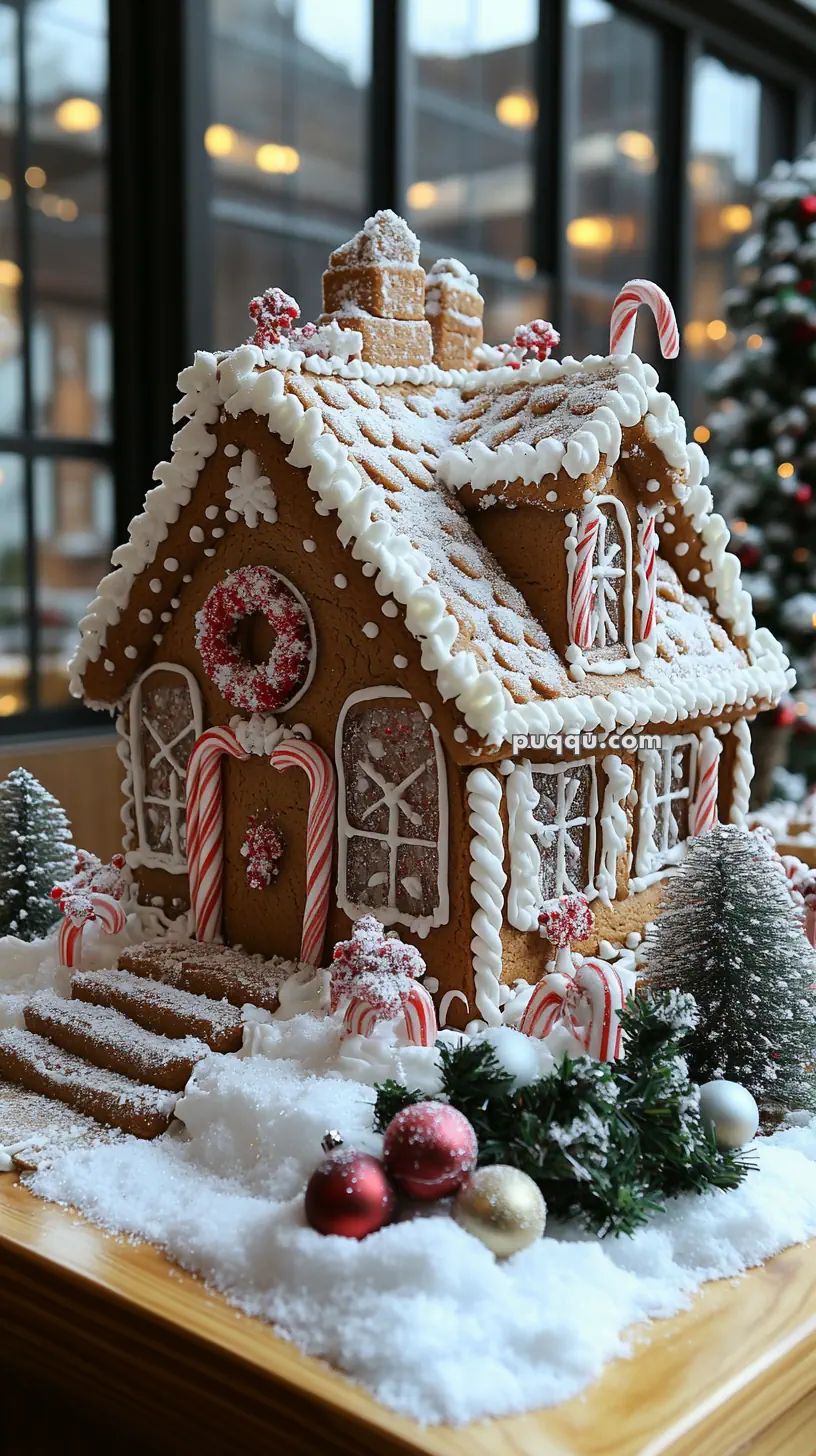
[644,825,816,1111]
[0,768,74,940]
[705,143,816,779]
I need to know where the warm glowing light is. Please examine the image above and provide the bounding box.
[617,130,655,162]
[812,613,816,630]
[255,142,300,174]
[205,123,237,158]
[798,693,811,707]
[0,259,21,287]
[514,255,537,280]
[25,165,46,189]
[731,519,748,535]
[693,425,710,444]
[747,333,763,350]
[793,547,809,563]
[778,462,795,478]
[720,203,752,234]
[707,319,727,341]
[684,320,708,349]
[39,193,60,217]
[55,96,102,133]
[406,180,438,210]
[0,693,20,716]
[0,177,10,201]
[566,215,615,250]
[495,91,538,129]
[57,197,78,221]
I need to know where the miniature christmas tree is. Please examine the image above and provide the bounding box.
[645,824,816,1111]
[705,144,816,739]
[0,768,74,940]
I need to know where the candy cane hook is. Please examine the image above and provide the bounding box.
[610,279,679,359]
[57,892,126,970]
[186,725,250,941]
[269,740,336,966]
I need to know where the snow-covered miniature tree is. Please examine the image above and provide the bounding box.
[0,768,74,940]
[705,144,816,710]
[645,824,816,1110]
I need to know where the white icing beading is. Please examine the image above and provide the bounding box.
[597,755,634,904]
[730,718,755,826]
[466,769,505,1025]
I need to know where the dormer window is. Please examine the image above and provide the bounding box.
[566,496,637,679]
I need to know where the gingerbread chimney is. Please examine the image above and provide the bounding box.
[425,258,484,369]
[320,210,433,368]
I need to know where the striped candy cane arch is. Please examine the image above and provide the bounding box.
[342,981,438,1047]
[186,725,250,941]
[519,958,625,1061]
[57,892,127,971]
[269,739,336,967]
[610,279,679,359]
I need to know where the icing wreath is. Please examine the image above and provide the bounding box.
[196,565,314,713]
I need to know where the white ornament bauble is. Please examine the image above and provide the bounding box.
[698,1079,759,1150]
[473,1026,545,1089]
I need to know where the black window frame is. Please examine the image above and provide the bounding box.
[3,0,816,740]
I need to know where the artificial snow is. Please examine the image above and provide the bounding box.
[19,1003,816,1427]
[0,917,136,1031]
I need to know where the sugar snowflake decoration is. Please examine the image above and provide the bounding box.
[226,449,278,528]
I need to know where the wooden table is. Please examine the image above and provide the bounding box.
[2,1172,816,1456]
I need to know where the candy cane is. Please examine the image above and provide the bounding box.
[187,726,249,941]
[519,973,581,1040]
[637,507,657,647]
[402,982,438,1046]
[690,729,722,837]
[342,998,381,1039]
[569,506,600,650]
[610,279,679,359]
[57,892,126,970]
[270,740,336,966]
[573,959,626,1061]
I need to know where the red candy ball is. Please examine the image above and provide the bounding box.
[383,1102,478,1201]
[304,1150,395,1239]
[800,195,816,220]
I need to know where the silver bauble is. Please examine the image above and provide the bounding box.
[698,1079,759,1150]
[453,1165,546,1257]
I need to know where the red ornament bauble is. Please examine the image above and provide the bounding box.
[795,483,813,504]
[798,279,814,295]
[800,195,816,221]
[383,1102,478,1201]
[304,1150,396,1238]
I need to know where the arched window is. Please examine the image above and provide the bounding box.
[128,664,203,872]
[335,687,449,937]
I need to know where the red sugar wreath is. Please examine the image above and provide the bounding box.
[195,565,313,713]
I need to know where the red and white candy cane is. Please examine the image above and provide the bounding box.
[58,892,126,970]
[269,739,336,966]
[637,508,657,647]
[569,506,600,651]
[610,279,679,359]
[519,972,580,1040]
[186,725,250,941]
[690,730,722,837]
[573,959,626,1061]
[342,982,438,1047]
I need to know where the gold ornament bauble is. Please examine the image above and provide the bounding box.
[452,1165,546,1258]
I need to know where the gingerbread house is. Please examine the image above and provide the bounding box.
[69,211,793,1028]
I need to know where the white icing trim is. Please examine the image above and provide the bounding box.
[565,496,637,682]
[632,733,697,890]
[335,686,449,937]
[730,718,755,825]
[229,712,311,756]
[127,663,203,874]
[506,757,599,930]
[598,754,634,904]
[466,768,505,1025]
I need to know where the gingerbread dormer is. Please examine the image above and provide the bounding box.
[320,209,433,369]
[425,258,484,370]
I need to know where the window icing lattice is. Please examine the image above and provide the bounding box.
[532,761,598,902]
[129,665,203,873]
[336,689,449,936]
[566,496,637,677]
[634,735,698,886]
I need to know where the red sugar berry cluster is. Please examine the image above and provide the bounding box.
[330,914,426,1019]
[240,816,285,891]
[52,850,126,911]
[248,287,301,348]
[512,318,560,361]
[539,892,593,949]
[195,565,312,714]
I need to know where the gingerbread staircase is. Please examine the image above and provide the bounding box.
[0,941,289,1141]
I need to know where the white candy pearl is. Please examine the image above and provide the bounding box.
[473,1027,544,1090]
[698,1079,759,1150]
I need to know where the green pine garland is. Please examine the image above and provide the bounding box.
[375,988,752,1237]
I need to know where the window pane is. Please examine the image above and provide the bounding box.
[566,0,660,359]
[209,0,371,233]
[27,0,110,440]
[34,455,114,705]
[0,5,22,434]
[0,455,29,716]
[214,224,330,351]
[685,56,766,429]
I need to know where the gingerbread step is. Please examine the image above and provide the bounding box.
[71,969,244,1052]
[117,940,288,1012]
[0,1029,176,1139]
[24,990,208,1093]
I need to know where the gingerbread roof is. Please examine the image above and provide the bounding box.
[69,332,792,751]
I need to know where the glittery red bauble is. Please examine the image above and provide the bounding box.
[800,195,816,220]
[304,1150,396,1238]
[383,1102,478,1201]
